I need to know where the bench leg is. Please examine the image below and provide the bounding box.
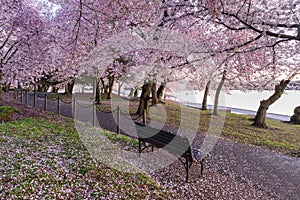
[200,161,204,177]
[185,163,189,183]
[185,156,190,183]
[138,139,142,153]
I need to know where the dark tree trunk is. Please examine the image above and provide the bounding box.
[95,78,101,104]
[202,80,211,110]
[134,88,138,97]
[3,83,10,92]
[128,88,134,97]
[136,82,152,115]
[213,71,226,115]
[107,76,114,99]
[253,80,290,128]
[37,85,42,92]
[65,81,74,94]
[100,78,108,94]
[157,82,166,103]
[52,86,58,93]
[118,82,124,96]
[151,82,158,105]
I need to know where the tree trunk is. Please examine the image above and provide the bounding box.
[118,82,123,96]
[128,88,134,97]
[151,82,158,105]
[213,71,226,115]
[253,80,290,128]
[52,86,58,93]
[95,78,101,104]
[3,83,10,92]
[134,88,138,97]
[100,78,108,93]
[202,80,211,110]
[107,76,114,99]
[64,80,74,94]
[157,82,166,103]
[136,82,152,115]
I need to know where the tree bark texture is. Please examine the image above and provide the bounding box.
[128,88,134,97]
[213,71,226,115]
[95,78,101,104]
[151,82,158,105]
[65,81,74,94]
[202,80,211,110]
[107,76,114,99]
[134,88,138,97]
[136,82,152,115]
[157,82,166,103]
[100,78,108,94]
[118,82,123,96]
[253,80,290,128]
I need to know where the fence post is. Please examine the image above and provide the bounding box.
[33,91,36,108]
[25,89,28,105]
[117,105,120,134]
[44,93,47,111]
[73,99,76,119]
[13,89,16,100]
[33,85,36,108]
[92,103,95,127]
[143,109,146,124]
[57,95,60,115]
[20,89,23,104]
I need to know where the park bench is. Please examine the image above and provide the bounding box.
[134,122,207,182]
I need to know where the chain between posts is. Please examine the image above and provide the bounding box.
[12,90,130,135]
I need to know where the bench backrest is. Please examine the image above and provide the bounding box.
[135,122,193,160]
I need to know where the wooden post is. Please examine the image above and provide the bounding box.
[117,105,120,134]
[143,109,146,124]
[57,95,60,115]
[44,94,47,111]
[20,89,23,103]
[73,99,76,119]
[92,103,95,127]
[33,85,36,108]
[25,89,28,105]
[13,89,16,100]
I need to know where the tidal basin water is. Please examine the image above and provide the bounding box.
[174,90,299,120]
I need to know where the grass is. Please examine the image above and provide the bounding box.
[0,106,19,121]
[0,117,177,199]
[97,97,300,157]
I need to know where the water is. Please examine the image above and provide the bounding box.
[174,90,300,121]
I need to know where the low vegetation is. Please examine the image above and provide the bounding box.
[0,106,19,121]
[0,117,177,199]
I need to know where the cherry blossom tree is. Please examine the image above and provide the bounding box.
[159,0,300,127]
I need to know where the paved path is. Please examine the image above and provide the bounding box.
[14,93,300,199]
[206,138,300,199]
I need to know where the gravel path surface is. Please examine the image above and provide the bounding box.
[207,138,300,199]
[5,92,300,199]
